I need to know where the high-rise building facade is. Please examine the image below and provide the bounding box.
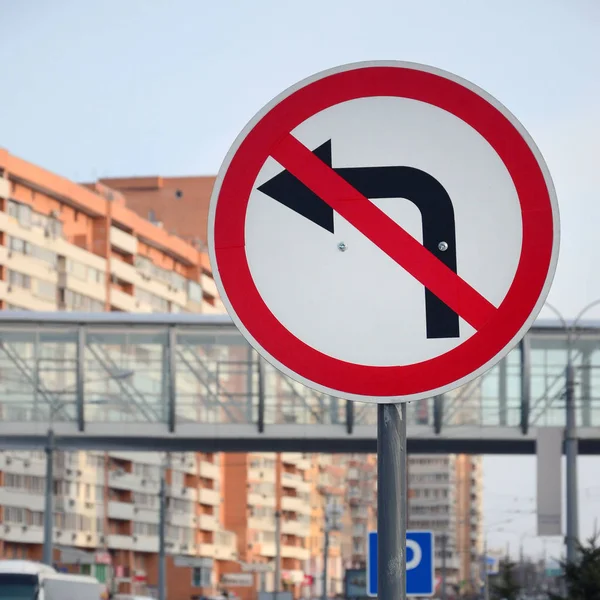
[0,150,233,597]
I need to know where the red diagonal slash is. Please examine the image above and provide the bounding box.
[270,133,497,332]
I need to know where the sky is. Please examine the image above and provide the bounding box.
[2,0,600,562]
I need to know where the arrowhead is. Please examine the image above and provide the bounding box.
[257,140,334,233]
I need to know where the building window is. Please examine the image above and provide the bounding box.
[36,280,57,302]
[7,236,58,267]
[191,566,212,588]
[64,289,104,312]
[8,270,31,290]
[188,281,202,303]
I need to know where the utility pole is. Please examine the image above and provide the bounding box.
[158,456,168,600]
[565,361,579,564]
[42,429,55,566]
[520,540,525,592]
[321,499,342,600]
[440,533,447,600]
[483,540,489,600]
[274,510,281,600]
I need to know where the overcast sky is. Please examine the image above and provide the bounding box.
[2,0,600,561]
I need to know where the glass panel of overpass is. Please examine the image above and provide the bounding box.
[0,321,599,429]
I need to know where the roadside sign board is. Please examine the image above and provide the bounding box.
[367,530,434,596]
[208,60,559,403]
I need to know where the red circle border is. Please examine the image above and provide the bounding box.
[212,65,555,398]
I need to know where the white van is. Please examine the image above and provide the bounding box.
[0,560,103,600]
[112,595,156,600]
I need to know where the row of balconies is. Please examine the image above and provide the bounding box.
[108,472,220,505]
[0,524,101,548]
[105,533,235,558]
[0,208,211,314]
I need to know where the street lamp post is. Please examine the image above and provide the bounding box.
[544,300,600,564]
[43,429,55,566]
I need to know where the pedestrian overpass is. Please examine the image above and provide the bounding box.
[0,312,598,454]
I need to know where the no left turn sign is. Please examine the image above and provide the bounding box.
[208,61,559,403]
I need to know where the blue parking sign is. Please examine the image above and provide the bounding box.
[367,530,435,597]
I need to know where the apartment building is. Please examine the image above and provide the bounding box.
[0,149,234,597]
[97,175,216,251]
[221,452,312,600]
[407,454,483,596]
[307,454,345,598]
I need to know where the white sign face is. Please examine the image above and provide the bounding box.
[209,61,559,403]
[247,97,522,366]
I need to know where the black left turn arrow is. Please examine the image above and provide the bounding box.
[257,140,459,340]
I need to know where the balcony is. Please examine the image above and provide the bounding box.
[58,272,105,303]
[133,534,158,553]
[282,520,309,537]
[0,488,44,512]
[199,513,219,531]
[281,472,309,492]
[198,543,216,557]
[248,517,275,532]
[215,530,238,560]
[108,501,134,521]
[110,227,138,255]
[199,461,220,480]
[257,542,276,558]
[248,493,276,508]
[249,468,276,483]
[110,288,138,312]
[5,287,56,311]
[109,470,147,493]
[202,301,224,315]
[0,177,10,199]
[281,545,310,560]
[107,534,133,550]
[281,496,310,514]
[200,274,218,298]
[2,524,43,544]
[168,485,198,502]
[281,453,303,464]
[199,488,220,506]
[134,507,159,524]
[110,258,138,285]
[170,511,195,528]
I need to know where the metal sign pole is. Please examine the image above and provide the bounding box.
[377,403,407,600]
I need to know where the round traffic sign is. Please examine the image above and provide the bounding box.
[208,61,559,403]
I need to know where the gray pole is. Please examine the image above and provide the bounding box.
[275,510,281,600]
[322,515,330,600]
[42,429,55,565]
[158,469,167,600]
[519,541,525,590]
[377,403,407,600]
[483,541,489,600]
[565,361,579,564]
[440,534,447,600]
